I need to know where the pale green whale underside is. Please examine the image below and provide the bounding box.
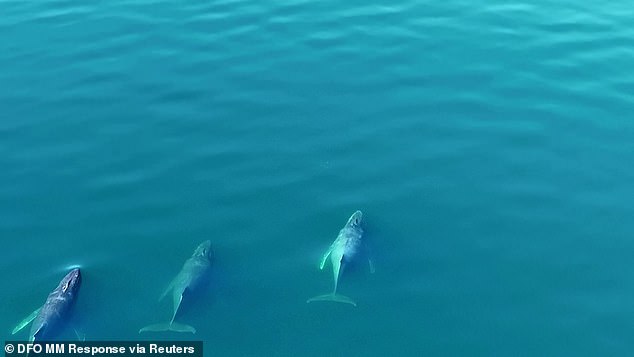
[307,210,374,307]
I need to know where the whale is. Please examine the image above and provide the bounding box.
[12,268,82,342]
[307,210,374,307]
[139,240,213,334]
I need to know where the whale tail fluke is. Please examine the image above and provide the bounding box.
[306,293,357,307]
[138,322,196,334]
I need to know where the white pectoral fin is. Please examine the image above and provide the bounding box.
[364,242,376,273]
[12,307,41,335]
[74,329,86,341]
[333,259,343,293]
[174,293,183,312]
[171,292,184,323]
[159,278,177,302]
[319,246,333,270]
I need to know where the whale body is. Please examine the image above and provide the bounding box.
[139,240,213,334]
[12,268,82,342]
[307,211,373,306]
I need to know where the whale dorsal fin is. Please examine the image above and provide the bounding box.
[11,307,41,335]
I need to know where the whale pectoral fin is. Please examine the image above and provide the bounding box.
[319,247,333,270]
[170,292,184,323]
[74,329,86,341]
[333,258,344,293]
[159,278,177,302]
[362,241,376,274]
[12,307,41,335]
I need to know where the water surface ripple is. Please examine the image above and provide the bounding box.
[1,0,633,355]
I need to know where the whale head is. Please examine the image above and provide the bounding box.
[346,210,363,228]
[58,268,81,296]
[193,240,213,261]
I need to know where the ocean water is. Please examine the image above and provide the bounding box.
[1,0,634,355]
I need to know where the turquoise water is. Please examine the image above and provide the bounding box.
[2,0,634,355]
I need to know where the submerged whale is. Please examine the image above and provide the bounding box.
[139,240,213,334]
[307,210,374,307]
[12,268,82,342]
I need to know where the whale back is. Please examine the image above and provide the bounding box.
[30,269,81,341]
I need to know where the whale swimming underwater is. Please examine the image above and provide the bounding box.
[12,268,82,342]
[307,210,374,307]
[139,240,213,334]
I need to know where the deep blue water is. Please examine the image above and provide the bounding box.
[2,0,634,355]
